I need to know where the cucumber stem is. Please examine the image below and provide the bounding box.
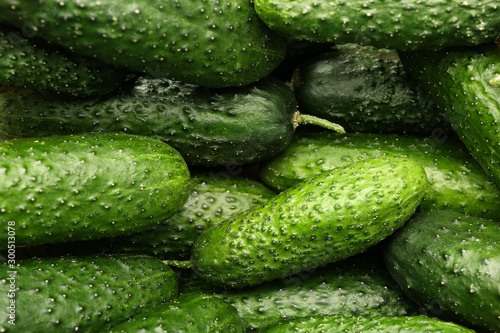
[490,74,500,87]
[163,260,192,269]
[293,111,346,134]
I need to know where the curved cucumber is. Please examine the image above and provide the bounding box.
[175,156,427,288]
[0,132,191,247]
[109,294,244,332]
[259,131,500,220]
[0,0,286,88]
[0,76,343,166]
[0,24,124,96]
[384,210,500,332]
[0,254,179,332]
[292,44,449,135]
[254,0,500,50]
[259,315,475,332]
[399,42,500,190]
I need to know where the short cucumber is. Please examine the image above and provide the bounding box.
[292,44,450,135]
[0,76,343,166]
[0,24,124,96]
[172,156,428,288]
[180,252,420,331]
[0,254,179,332]
[109,294,245,333]
[0,132,191,247]
[259,315,475,332]
[0,0,286,88]
[259,131,500,220]
[399,42,500,190]
[384,210,500,332]
[253,0,500,50]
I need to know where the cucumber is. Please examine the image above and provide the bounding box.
[0,76,344,166]
[399,42,500,190]
[0,254,179,332]
[180,252,420,331]
[259,131,500,220]
[0,0,286,88]
[109,294,245,332]
[384,210,500,332]
[292,44,450,135]
[172,156,428,288]
[258,315,476,332]
[253,0,500,51]
[0,24,124,96]
[0,132,191,247]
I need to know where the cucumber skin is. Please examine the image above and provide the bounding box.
[293,45,449,135]
[384,210,500,332]
[0,132,191,247]
[254,0,500,51]
[109,294,245,333]
[399,43,500,190]
[0,0,286,88]
[181,253,419,331]
[0,254,179,332]
[190,156,428,288]
[0,24,124,96]
[259,315,476,333]
[259,131,500,220]
[0,76,298,167]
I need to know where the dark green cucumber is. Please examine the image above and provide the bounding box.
[0,76,343,166]
[399,42,500,190]
[0,24,124,96]
[173,156,427,288]
[0,0,286,88]
[0,254,178,332]
[259,315,476,332]
[0,132,190,247]
[259,131,500,220]
[180,252,419,331]
[109,294,244,332]
[253,0,500,51]
[384,210,500,332]
[292,44,450,135]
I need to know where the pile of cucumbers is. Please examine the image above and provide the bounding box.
[1,0,499,332]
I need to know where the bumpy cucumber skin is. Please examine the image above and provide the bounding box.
[109,294,245,333]
[259,315,476,333]
[399,43,500,190]
[0,132,190,247]
[293,45,449,135]
[0,24,123,96]
[253,0,500,51]
[190,156,428,288]
[0,254,179,332]
[259,131,500,220]
[0,76,298,167]
[181,253,419,331]
[0,0,286,88]
[384,210,500,332]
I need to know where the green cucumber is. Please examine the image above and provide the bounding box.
[399,42,500,190]
[0,24,124,96]
[292,44,450,135]
[384,210,500,332]
[180,252,419,331]
[0,132,190,247]
[0,254,178,332]
[259,131,500,220]
[0,0,286,88]
[109,294,244,332]
[172,156,428,288]
[0,76,344,166]
[258,315,475,332]
[253,0,500,51]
